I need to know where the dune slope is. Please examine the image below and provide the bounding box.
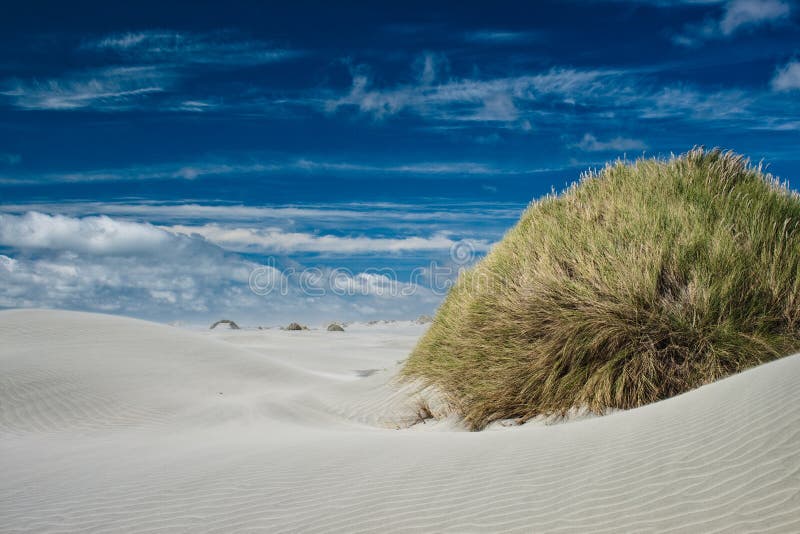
[1,309,799,533]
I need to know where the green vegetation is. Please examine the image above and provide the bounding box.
[403,148,800,430]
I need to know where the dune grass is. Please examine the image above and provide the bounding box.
[403,148,800,430]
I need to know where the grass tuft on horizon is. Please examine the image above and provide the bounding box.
[403,148,800,430]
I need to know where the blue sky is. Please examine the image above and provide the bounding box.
[1,0,799,324]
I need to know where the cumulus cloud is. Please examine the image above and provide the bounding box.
[0,212,494,259]
[674,0,791,46]
[772,61,800,91]
[0,211,445,323]
[0,212,172,255]
[322,270,412,298]
[0,212,267,319]
[0,246,283,321]
[574,134,647,152]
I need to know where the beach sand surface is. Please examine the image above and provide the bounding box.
[2,309,799,533]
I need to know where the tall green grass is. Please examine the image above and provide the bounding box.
[403,148,800,430]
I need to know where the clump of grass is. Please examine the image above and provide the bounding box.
[403,148,800,430]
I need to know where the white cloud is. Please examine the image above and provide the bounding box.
[772,61,800,91]
[0,212,172,255]
[382,162,502,174]
[0,156,537,185]
[0,248,270,320]
[329,271,406,297]
[0,203,521,253]
[85,30,299,66]
[0,212,270,319]
[2,31,299,112]
[0,201,521,224]
[291,159,505,175]
[674,0,791,46]
[0,160,260,184]
[414,52,448,85]
[6,28,788,130]
[92,32,151,49]
[641,86,753,121]
[0,211,442,323]
[719,0,791,34]
[173,99,218,112]
[163,223,492,254]
[325,64,617,126]
[574,133,647,152]
[313,53,800,133]
[2,66,170,110]
[321,58,778,130]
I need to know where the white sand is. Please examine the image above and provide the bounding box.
[2,309,799,533]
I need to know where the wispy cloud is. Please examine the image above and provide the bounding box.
[164,223,491,254]
[718,0,791,33]
[0,161,258,184]
[292,158,507,175]
[574,133,647,152]
[2,22,796,141]
[2,66,171,110]
[673,0,792,46]
[325,60,617,127]
[0,201,524,227]
[772,60,800,91]
[637,0,726,4]
[641,86,754,121]
[5,27,793,132]
[320,56,791,131]
[2,30,300,112]
[84,30,300,66]
[0,156,545,185]
[463,30,539,43]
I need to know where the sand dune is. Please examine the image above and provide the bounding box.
[1,309,799,532]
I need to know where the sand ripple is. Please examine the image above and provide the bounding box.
[1,310,799,532]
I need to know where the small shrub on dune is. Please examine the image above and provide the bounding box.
[403,148,800,430]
